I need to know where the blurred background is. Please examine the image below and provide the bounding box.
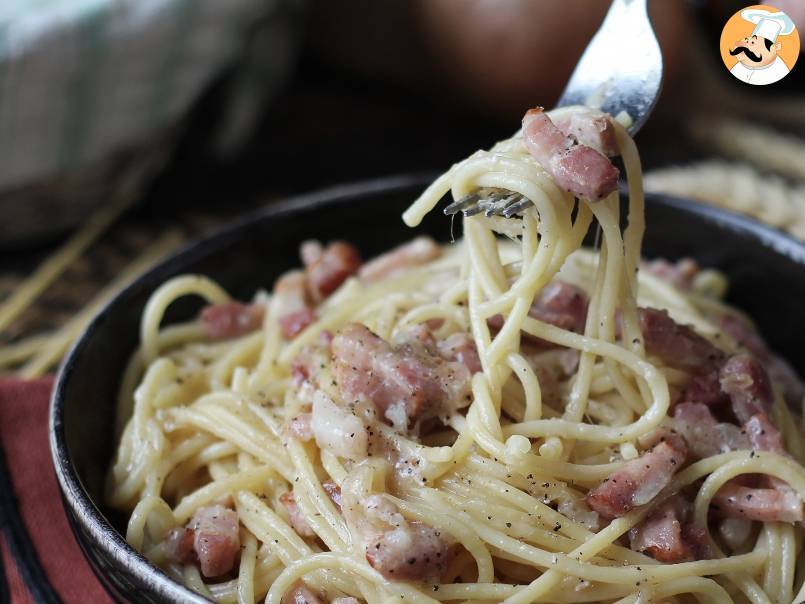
[0,0,804,368]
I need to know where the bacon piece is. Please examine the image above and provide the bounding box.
[189,505,240,577]
[672,402,750,459]
[366,520,452,581]
[200,302,264,340]
[302,240,362,301]
[586,430,687,519]
[682,524,711,561]
[638,308,724,371]
[718,313,805,406]
[677,368,727,407]
[489,281,588,347]
[743,413,784,454]
[551,108,619,157]
[281,582,324,604]
[164,527,195,565]
[358,495,453,582]
[280,482,343,538]
[331,323,472,429]
[522,107,619,201]
[300,240,324,267]
[278,309,317,339]
[712,483,803,523]
[629,496,698,563]
[358,237,442,283]
[397,324,437,350]
[310,390,369,460]
[674,403,799,512]
[331,598,360,604]
[437,332,482,373]
[719,354,773,424]
[529,281,588,333]
[642,258,699,291]
[274,271,316,339]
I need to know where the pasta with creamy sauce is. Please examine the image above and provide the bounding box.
[108,105,805,604]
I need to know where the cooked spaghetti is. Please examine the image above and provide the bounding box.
[108,106,805,604]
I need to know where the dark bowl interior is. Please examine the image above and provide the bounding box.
[51,173,805,603]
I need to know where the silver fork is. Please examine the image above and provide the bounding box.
[444,0,662,219]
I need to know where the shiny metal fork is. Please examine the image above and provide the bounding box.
[445,0,662,219]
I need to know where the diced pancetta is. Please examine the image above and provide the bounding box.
[366,519,453,582]
[274,271,316,339]
[310,390,370,460]
[300,240,324,267]
[358,237,442,283]
[354,495,453,582]
[629,496,700,563]
[522,107,619,201]
[681,524,711,561]
[672,402,750,459]
[712,483,803,523]
[489,281,588,348]
[436,332,483,373]
[200,302,264,340]
[164,527,195,565]
[551,107,619,157]
[302,240,362,301]
[743,413,785,454]
[717,312,805,406]
[586,430,687,519]
[719,354,773,424]
[529,281,588,334]
[639,308,724,371]
[331,323,472,429]
[189,505,240,577]
[278,309,317,340]
[642,258,699,291]
[677,368,727,407]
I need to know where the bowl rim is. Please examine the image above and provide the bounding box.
[49,172,805,602]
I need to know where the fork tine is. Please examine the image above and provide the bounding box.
[502,197,534,217]
[483,192,517,216]
[479,198,500,217]
[463,202,486,217]
[488,194,527,216]
[445,189,534,219]
[444,193,481,215]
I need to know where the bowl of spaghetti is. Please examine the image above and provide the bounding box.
[51,107,805,604]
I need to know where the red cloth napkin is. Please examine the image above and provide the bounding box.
[0,377,113,604]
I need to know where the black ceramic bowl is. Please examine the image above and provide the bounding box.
[50,174,805,603]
